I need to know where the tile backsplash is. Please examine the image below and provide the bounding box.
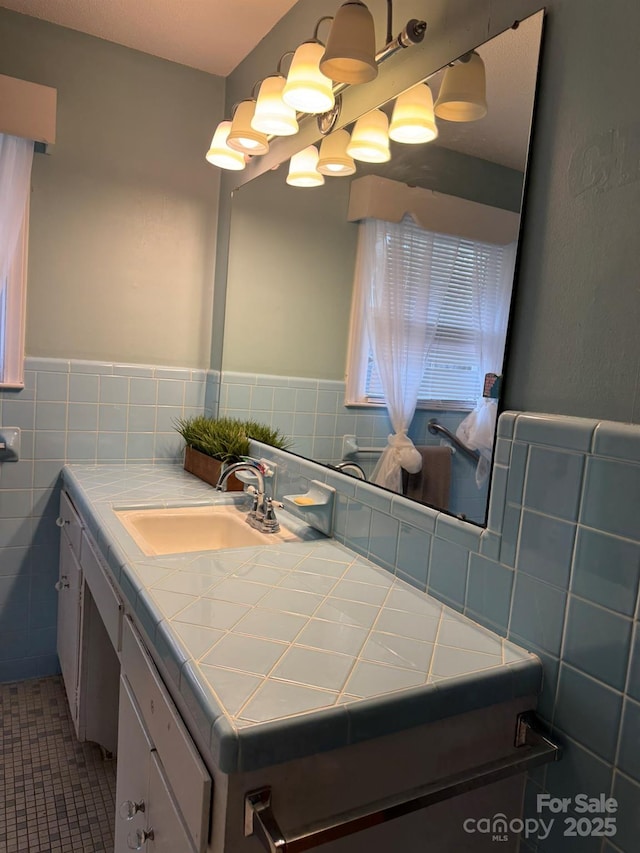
[0,356,208,681]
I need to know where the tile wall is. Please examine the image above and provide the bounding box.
[217,370,488,523]
[255,412,640,853]
[0,356,207,681]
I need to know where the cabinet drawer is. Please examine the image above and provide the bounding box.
[59,490,83,554]
[81,531,123,652]
[122,618,211,853]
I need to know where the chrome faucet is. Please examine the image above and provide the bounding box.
[215,459,265,496]
[215,459,282,533]
[333,461,367,480]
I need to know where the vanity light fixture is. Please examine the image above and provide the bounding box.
[282,40,335,114]
[317,129,356,175]
[227,100,270,155]
[205,122,246,170]
[251,76,299,136]
[319,1,378,84]
[389,82,438,143]
[286,145,325,186]
[347,109,391,163]
[205,2,428,172]
[434,51,488,122]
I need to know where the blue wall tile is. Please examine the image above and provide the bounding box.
[396,523,431,590]
[367,510,399,571]
[563,597,632,690]
[517,511,576,589]
[627,625,640,704]
[429,538,469,607]
[571,527,640,616]
[466,554,513,633]
[511,573,567,656]
[514,414,597,452]
[582,457,640,541]
[525,446,585,521]
[618,699,640,783]
[612,772,640,853]
[0,356,211,679]
[554,664,622,762]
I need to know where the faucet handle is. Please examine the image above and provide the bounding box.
[261,498,281,533]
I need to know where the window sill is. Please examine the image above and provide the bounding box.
[344,398,475,413]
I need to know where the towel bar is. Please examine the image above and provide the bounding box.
[244,712,561,853]
[341,434,385,456]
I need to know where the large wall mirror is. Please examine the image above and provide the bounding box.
[218,10,544,526]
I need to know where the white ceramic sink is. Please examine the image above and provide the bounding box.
[115,504,300,556]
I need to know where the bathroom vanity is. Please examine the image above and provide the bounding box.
[56,463,557,852]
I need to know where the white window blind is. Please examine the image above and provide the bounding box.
[347,217,514,409]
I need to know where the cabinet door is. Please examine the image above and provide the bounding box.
[114,677,153,853]
[146,751,195,853]
[56,534,82,731]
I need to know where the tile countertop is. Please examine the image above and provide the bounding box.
[61,464,542,774]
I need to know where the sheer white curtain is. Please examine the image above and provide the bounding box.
[0,134,33,285]
[456,241,516,486]
[357,217,448,492]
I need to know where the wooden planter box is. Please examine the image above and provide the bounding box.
[183,446,244,491]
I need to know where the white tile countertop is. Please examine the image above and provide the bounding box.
[62,463,542,773]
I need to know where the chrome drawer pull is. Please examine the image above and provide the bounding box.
[244,712,561,853]
[54,577,70,591]
[56,516,69,527]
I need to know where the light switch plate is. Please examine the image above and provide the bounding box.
[0,427,21,461]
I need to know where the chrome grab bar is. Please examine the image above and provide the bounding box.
[427,418,480,464]
[244,712,561,853]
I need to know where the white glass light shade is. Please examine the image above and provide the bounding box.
[389,83,438,144]
[346,109,391,163]
[251,76,299,136]
[227,101,270,154]
[317,130,356,175]
[282,42,335,114]
[205,122,246,170]
[434,52,488,122]
[320,1,378,85]
[286,146,325,187]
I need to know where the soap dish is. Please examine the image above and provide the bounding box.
[283,480,335,537]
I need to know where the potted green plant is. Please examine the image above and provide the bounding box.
[174,415,291,489]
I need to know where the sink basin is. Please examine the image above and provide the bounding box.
[115,504,301,556]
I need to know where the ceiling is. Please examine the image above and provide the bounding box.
[0,0,300,76]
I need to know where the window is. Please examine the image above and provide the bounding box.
[0,133,33,389]
[345,216,515,410]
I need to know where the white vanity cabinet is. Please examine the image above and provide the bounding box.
[56,489,212,853]
[116,675,203,853]
[55,490,84,726]
[117,617,212,853]
[55,491,122,754]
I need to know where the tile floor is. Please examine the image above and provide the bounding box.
[0,676,116,853]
